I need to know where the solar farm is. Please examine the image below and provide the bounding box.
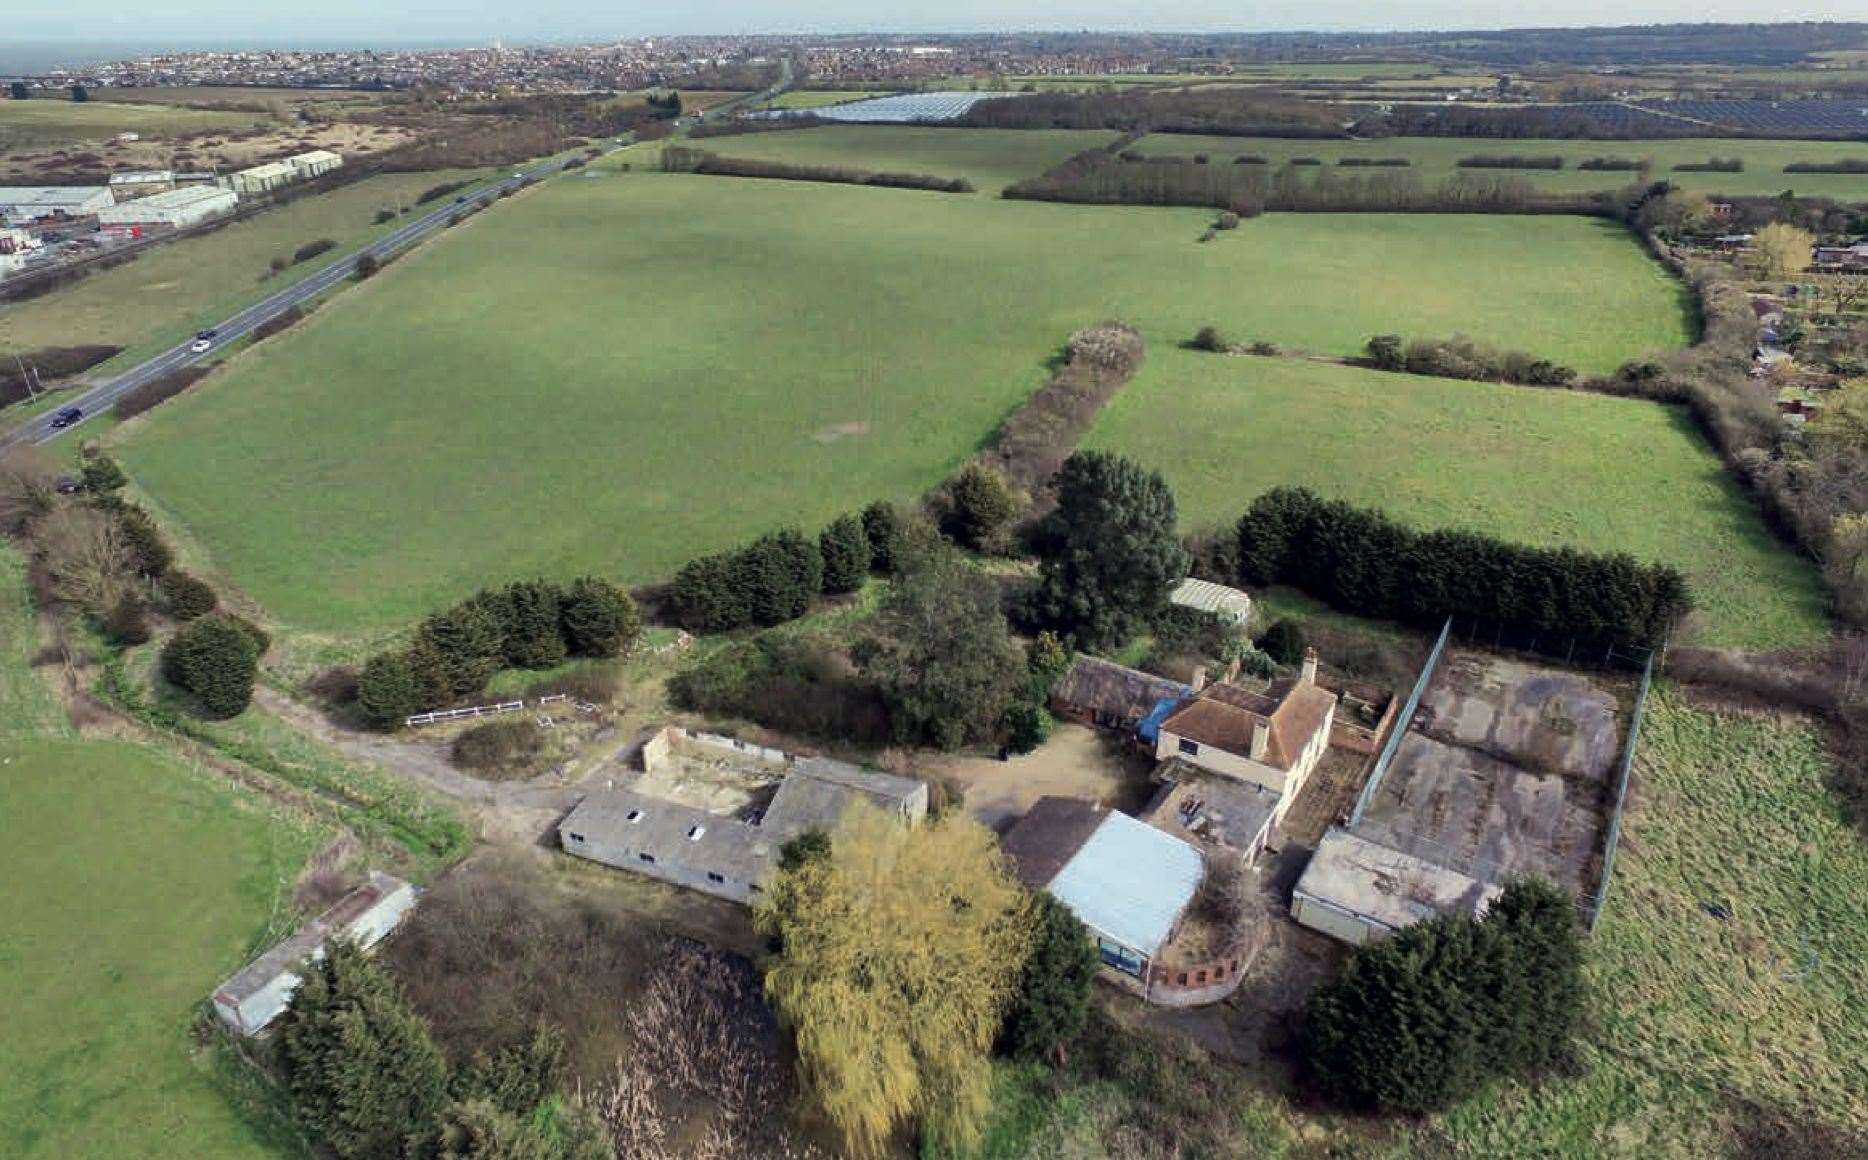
[767,90,1010,123]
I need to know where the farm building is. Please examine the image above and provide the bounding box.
[287,149,344,179]
[220,149,344,195]
[1003,797,1206,991]
[211,871,417,1036]
[1152,649,1337,826]
[1050,654,1188,736]
[1291,828,1499,946]
[97,185,236,228]
[558,727,927,903]
[0,185,114,224]
[1169,577,1253,625]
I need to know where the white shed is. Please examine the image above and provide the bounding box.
[1170,577,1253,625]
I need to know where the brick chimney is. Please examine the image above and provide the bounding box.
[1191,665,1208,693]
[1300,647,1319,686]
[1250,719,1271,761]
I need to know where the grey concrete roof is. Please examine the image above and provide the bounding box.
[1295,828,1500,933]
[766,757,924,836]
[1144,763,1279,854]
[559,786,776,882]
[214,871,411,1006]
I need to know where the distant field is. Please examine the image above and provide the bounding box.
[0,99,262,148]
[1085,350,1826,648]
[1134,133,1868,200]
[118,174,1690,634]
[675,125,1118,192]
[763,90,890,109]
[0,169,488,366]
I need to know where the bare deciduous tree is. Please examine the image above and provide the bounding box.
[34,505,135,614]
[0,447,59,537]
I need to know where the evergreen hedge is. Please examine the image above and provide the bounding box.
[161,614,260,718]
[1234,487,1688,652]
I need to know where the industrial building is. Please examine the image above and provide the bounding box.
[220,149,344,196]
[97,185,237,229]
[108,170,176,198]
[211,872,417,1036]
[0,186,114,224]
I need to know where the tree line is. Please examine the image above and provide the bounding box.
[356,576,641,729]
[1232,486,1690,652]
[961,85,1343,137]
[659,145,973,193]
[669,504,893,633]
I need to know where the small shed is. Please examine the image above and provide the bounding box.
[1291,828,1499,947]
[1169,577,1253,625]
[211,872,417,1036]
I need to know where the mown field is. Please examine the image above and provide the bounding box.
[0,169,489,367]
[1086,349,1826,649]
[1134,132,1868,200]
[0,98,264,148]
[0,548,314,1160]
[117,173,1690,635]
[648,125,1119,193]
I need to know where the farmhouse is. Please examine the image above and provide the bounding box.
[1050,653,1188,736]
[1169,576,1253,625]
[1152,648,1337,826]
[0,185,114,224]
[211,871,417,1036]
[1002,796,1205,991]
[558,727,927,903]
[97,185,237,229]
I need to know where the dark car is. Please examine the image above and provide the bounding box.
[453,196,467,204]
[49,406,83,429]
[55,476,83,495]
[195,328,218,340]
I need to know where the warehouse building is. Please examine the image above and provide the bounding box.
[108,170,175,198]
[97,184,237,229]
[287,149,344,179]
[220,149,344,196]
[0,185,114,224]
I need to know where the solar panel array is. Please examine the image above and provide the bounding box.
[795,91,1010,124]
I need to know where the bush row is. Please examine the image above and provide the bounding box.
[1673,157,1743,172]
[1457,154,1565,169]
[660,145,973,193]
[1782,158,1868,174]
[356,577,640,729]
[670,503,898,633]
[1364,333,1578,387]
[113,365,211,420]
[0,345,121,411]
[1233,486,1690,652]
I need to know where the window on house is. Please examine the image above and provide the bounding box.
[1178,737,1199,756]
[626,809,644,823]
[687,824,706,840]
[567,832,585,844]
[706,872,725,884]
[638,853,655,864]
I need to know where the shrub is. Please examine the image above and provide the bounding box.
[78,456,126,492]
[1215,211,1241,229]
[417,179,471,204]
[739,528,822,626]
[158,569,217,620]
[252,304,304,340]
[1457,154,1564,170]
[1257,619,1308,667]
[161,615,260,718]
[861,500,903,575]
[113,365,210,420]
[102,596,151,645]
[670,552,749,632]
[1365,333,1404,370]
[451,719,550,777]
[1000,892,1097,1062]
[352,251,380,279]
[419,599,505,696]
[373,208,396,223]
[1673,157,1743,172]
[481,580,568,670]
[114,505,171,577]
[358,651,423,729]
[1577,156,1646,171]
[1191,325,1231,353]
[1001,700,1051,754]
[293,237,337,263]
[1301,879,1584,1114]
[559,575,640,658]
[1248,340,1280,356]
[940,463,1019,552]
[819,513,872,595]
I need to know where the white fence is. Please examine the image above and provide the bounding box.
[404,700,524,728]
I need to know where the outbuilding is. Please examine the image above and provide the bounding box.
[97,184,236,229]
[0,185,114,224]
[1291,827,1499,946]
[1169,577,1253,625]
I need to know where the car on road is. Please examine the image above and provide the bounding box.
[49,406,82,429]
[189,338,213,354]
[453,196,467,204]
[195,329,217,340]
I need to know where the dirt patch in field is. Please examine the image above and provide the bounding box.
[811,420,870,443]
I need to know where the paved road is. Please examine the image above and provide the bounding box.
[0,154,586,451]
[2,64,793,453]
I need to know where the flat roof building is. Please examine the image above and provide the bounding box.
[1292,828,1500,947]
[97,184,236,229]
[211,872,417,1036]
[0,185,114,224]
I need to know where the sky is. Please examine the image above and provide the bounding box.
[4,3,1863,46]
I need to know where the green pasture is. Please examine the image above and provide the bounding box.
[1085,350,1826,648]
[1133,133,1868,200]
[0,99,263,148]
[668,125,1119,193]
[761,90,890,109]
[118,174,1689,636]
[0,169,489,367]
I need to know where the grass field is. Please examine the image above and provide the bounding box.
[761,90,891,109]
[0,169,488,367]
[0,99,264,148]
[1134,133,1868,200]
[0,546,314,1159]
[1085,349,1825,649]
[1403,692,1866,1155]
[116,174,1690,635]
[658,125,1119,193]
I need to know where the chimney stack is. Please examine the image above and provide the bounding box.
[1250,719,1271,761]
[1191,666,1208,693]
[1301,647,1319,686]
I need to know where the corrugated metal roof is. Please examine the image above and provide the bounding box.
[1047,810,1203,957]
[1170,577,1253,620]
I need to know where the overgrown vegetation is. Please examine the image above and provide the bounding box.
[662,144,974,193]
[0,344,120,410]
[1365,332,1579,386]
